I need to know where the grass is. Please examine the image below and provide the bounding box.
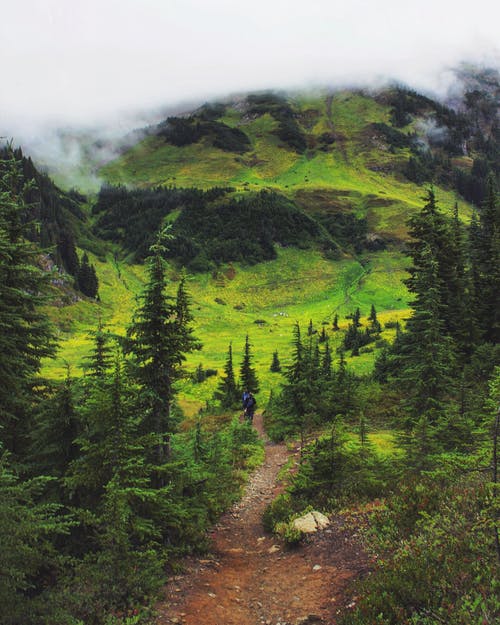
[45,89,474,414]
[43,246,412,415]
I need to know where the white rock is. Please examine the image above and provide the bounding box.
[292,511,330,534]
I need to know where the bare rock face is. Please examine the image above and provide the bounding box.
[292,511,330,534]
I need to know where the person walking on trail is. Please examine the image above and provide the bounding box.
[243,391,256,423]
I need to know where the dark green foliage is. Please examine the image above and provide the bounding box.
[192,363,218,383]
[214,343,240,408]
[158,115,251,153]
[270,350,282,373]
[93,185,331,269]
[470,178,500,343]
[0,149,57,456]
[76,252,99,298]
[125,229,199,469]
[85,318,114,377]
[0,459,71,625]
[93,184,228,259]
[239,335,260,395]
[371,122,412,149]
[247,93,307,153]
[0,145,94,277]
[169,189,329,270]
[339,474,499,625]
[266,324,359,441]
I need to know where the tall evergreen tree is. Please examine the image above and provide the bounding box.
[77,252,99,298]
[471,178,500,343]
[86,317,113,377]
[239,334,259,394]
[126,229,197,465]
[394,245,456,424]
[215,342,240,408]
[0,149,56,456]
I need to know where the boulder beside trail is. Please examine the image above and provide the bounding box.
[292,511,330,534]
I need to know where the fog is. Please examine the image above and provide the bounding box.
[1,0,499,187]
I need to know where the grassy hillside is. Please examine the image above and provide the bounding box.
[44,245,410,416]
[100,91,472,236]
[45,88,483,414]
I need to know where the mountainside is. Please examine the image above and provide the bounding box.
[95,81,500,267]
[28,76,499,403]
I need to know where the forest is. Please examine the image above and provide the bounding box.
[1,76,499,624]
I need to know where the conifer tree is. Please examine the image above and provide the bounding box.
[215,342,240,408]
[77,252,99,298]
[126,229,197,465]
[239,334,259,394]
[368,304,381,334]
[332,313,339,331]
[0,149,56,456]
[86,317,113,377]
[270,350,282,372]
[471,178,500,343]
[394,245,456,424]
[321,341,332,380]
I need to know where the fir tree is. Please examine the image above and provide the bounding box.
[215,342,240,408]
[394,245,456,424]
[0,149,57,456]
[239,334,260,394]
[332,313,339,331]
[270,349,282,372]
[368,304,382,334]
[126,229,194,465]
[86,317,113,377]
[77,252,99,298]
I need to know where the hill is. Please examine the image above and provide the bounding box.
[33,76,499,411]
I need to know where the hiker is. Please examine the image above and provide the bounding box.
[243,391,256,423]
[242,389,250,409]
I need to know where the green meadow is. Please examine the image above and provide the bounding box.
[46,90,474,415]
[44,246,411,416]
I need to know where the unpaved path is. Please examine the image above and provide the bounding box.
[155,415,368,625]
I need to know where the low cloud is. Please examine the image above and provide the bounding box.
[1,0,499,187]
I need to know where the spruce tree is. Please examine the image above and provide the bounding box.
[77,252,99,298]
[332,313,339,331]
[215,343,240,408]
[126,229,196,465]
[270,350,282,372]
[394,245,456,424]
[0,149,56,456]
[239,334,259,394]
[86,317,113,377]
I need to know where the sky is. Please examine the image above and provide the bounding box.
[0,0,499,178]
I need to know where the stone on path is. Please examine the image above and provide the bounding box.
[292,511,330,534]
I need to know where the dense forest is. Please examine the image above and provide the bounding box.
[1,73,499,624]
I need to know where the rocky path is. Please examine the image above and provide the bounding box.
[155,415,368,625]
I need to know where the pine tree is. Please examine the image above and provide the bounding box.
[394,245,456,424]
[125,229,193,465]
[174,270,202,357]
[368,304,381,334]
[471,178,500,343]
[319,326,327,343]
[77,252,99,298]
[29,368,80,479]
[0,148,57,456]
[86,317,113,377]
[215,343,240,408]
[321,341,332,380]
[332,313,339,331]
[239,334,260,394]
[270,349,282,372]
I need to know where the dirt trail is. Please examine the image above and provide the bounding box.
[155,415,368,625]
